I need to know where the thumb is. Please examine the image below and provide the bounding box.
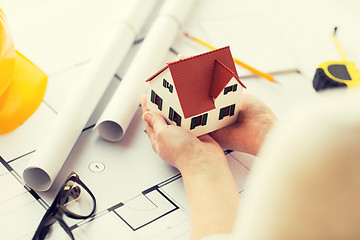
[142,111,168,133]
[198,134,219,145]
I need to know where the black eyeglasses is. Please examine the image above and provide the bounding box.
[32,172,96,240]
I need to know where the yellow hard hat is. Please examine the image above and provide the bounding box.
[0,9,47,134]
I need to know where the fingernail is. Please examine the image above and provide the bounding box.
[142,112,152,123]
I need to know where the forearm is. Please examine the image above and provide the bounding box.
[180,156,240,240]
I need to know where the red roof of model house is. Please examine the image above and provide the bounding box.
[146,46,246,118]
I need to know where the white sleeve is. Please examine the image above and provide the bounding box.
[232,87,360,239]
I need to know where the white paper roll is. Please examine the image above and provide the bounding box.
[96,0,196,141]
[23,0,158,191]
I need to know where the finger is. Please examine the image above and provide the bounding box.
[142,113,158,151]
[141,95,148,114]
[144,120,157,146]
[143,119,154,137]
[142,112,168,154]
[142,111,168,134]
[142,110,155,139]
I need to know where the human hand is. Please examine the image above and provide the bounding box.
[141,95,240,239]
[141,95,226,173]
[210,91,278,156]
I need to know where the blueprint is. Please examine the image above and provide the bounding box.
[1,0,358,239]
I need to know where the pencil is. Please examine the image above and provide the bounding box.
[240,68,300,80]
[184,32,278,83]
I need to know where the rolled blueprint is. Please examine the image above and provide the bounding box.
[96,0,196,141]
[23,0,158,191]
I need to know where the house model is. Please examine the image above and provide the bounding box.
[145,46,246,136]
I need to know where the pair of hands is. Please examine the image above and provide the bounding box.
[141,91,277,172]
[141,91,277,239]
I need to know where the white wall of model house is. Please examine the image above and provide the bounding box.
[147,68,184,125]
[147,68,243,136]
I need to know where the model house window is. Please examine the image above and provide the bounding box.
[224,84,237,95]
[151,90,163,111]
[169,107,181,126]
[190,113,208,130]
[219,104,235,120]
[163,79,173,93]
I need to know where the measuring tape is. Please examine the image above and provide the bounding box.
[313,27,360,91]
